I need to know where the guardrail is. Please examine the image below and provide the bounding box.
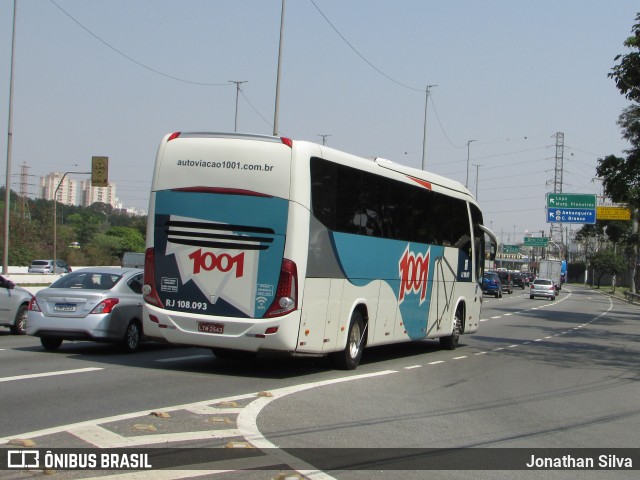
[623,291,640,305]
[3,266,120,286]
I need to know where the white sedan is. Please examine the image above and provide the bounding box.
[0,275,33,335]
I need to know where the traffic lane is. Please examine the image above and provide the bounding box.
[472,286,614,348]
[258,302,639,447]
[256,302,640,476]
[0,285,627,439]
[0,335,375,439]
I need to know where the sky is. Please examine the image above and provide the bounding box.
[0,0,638,245]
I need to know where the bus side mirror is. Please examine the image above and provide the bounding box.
[489,239,497,261]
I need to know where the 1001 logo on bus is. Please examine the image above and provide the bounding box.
[398,246,430,304]
[188,249,245,277]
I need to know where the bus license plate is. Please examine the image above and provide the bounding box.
[54,303,76,312]
[198,322,224,334]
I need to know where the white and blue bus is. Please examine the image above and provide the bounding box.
[142,133,497,369]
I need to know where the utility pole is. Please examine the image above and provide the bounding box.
[421,84,437,170]
[473,163,482,199]
[228,81,247,132]
[465,139,476,188]
[318,134,330,146]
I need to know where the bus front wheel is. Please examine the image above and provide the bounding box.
[440,310,461,350]
[332,310,366,370]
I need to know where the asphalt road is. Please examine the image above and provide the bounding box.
[0,284,638,479]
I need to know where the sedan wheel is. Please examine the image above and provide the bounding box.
[122,321,142,353]
[10,305,28,335]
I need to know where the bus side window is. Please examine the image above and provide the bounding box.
[351,192,383,236]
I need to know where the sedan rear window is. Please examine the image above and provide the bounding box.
[534,279,552,286]
[50,272,122,290]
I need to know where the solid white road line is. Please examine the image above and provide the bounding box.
[0,367,103,383]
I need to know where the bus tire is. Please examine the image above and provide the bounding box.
[440,309,461,350]
[332,310,365,370]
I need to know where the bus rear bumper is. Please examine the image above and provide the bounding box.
[142,304,301,353]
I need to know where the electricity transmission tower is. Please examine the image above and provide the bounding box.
[550,132,564,246]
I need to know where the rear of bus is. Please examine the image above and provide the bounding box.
[142,133,301,353]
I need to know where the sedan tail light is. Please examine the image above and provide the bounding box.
[91,298,120,314]
[28,297,41,312]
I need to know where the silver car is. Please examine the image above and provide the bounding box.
[0,275,33,335]
[27,267,144,352]
[529,278,556,301]
[28,259,71,274]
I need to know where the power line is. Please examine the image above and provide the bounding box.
[309,0,422,92]
[427,94,464,149]
[48,0,231,86]
[240,90,274,130]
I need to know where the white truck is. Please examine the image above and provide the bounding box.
[538,259,562,292]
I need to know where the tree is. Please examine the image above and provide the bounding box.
[84,234,122,265]
[105,227,145,259]
[598,11,640,293]
[608,12,640,103]
[66,211,102,248]
[589,249,627,290]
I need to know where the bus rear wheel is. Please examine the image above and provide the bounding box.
[440,310,461,350]
[332,310,366,370]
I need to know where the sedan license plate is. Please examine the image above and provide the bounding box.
[198,322,224,334]
[54,303,77,312]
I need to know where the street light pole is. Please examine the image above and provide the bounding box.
[52,171,90,274]
[3,0,17,275]
[421,84,436,170]
[229,81,247,132]
[273,0,286,136]
[465,139,476,188]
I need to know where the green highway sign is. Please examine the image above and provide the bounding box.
[503,245,520,253]
[547,193,596,209]
[523,237,549,247]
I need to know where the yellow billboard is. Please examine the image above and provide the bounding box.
[596,206,631,221]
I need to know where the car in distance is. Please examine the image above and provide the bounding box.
[529,278,556,301]
[482,271,503,298]
[28,259,71,274]
[512,272,526,289]
[27,267,144,352]
[496,270,514,294]
[0,275,33,335]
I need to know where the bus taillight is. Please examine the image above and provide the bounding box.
[264,258,298,318]
[143,247,163,308]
